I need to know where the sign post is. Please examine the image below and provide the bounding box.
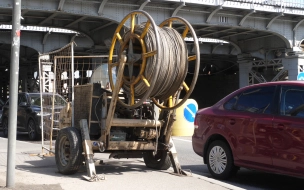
[6,0,21,188]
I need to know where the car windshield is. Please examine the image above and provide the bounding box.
[29,94,67,107]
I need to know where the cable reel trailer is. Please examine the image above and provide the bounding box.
[55,10,200,177]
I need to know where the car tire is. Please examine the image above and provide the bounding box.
[143,150,171,170]
[2,118,8,137]
[55,127,84,175]
[206,140,238,180]
[27,119,40,140]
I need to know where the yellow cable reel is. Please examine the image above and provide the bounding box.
[108,11,200,110]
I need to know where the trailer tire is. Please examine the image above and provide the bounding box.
[55,127,84,175]
[143,150,171,170]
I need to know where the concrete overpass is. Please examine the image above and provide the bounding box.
[1,0,304,107]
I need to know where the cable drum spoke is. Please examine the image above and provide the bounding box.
[182,27,189,38]
[188,55,196,61]
[141,75,150,87]
[116,33,123,45]
[159,20,173,28]
[130,14,135,34]
[143,51,156,58]
[140,21,151,39]
[182,82,189,93]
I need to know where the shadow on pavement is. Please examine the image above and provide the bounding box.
[16,155,151,179]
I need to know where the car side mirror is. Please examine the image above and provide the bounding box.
[19,102,28,106]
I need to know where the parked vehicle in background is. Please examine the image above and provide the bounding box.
[1,92,67,140]
[192,81,304,179]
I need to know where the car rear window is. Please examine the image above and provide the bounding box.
[280,86,304,118]
[29,94,67,106]
[224,86,275,114]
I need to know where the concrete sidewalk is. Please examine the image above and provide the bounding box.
[0,138,244,190]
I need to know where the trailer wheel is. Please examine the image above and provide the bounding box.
[55,127,84,175]
[143,150,171,170]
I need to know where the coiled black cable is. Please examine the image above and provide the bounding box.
[122,24,188,102]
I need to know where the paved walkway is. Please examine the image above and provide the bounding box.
[0,138,243,190]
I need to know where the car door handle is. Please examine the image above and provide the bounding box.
[229,119,236,125]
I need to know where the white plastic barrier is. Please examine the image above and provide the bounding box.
[172,99,198,136]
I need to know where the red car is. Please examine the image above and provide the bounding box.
[192,81,304,179]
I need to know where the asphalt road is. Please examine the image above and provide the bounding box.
[1,132,304,190]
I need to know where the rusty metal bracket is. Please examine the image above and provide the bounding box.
[80,119,106,182]
[168,138,192,176]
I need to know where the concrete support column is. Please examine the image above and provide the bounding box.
[282,54,304,80]
[238,54,252,88]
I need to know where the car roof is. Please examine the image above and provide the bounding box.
[240,81,304,94]
[240,80,304,90]
[213,81,304,107]
[257,80,304,85]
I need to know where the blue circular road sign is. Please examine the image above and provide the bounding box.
[183,103,197,122]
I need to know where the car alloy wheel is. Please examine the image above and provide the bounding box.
[27,119,38,140]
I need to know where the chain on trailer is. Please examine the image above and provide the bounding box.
[54,10,200,181]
